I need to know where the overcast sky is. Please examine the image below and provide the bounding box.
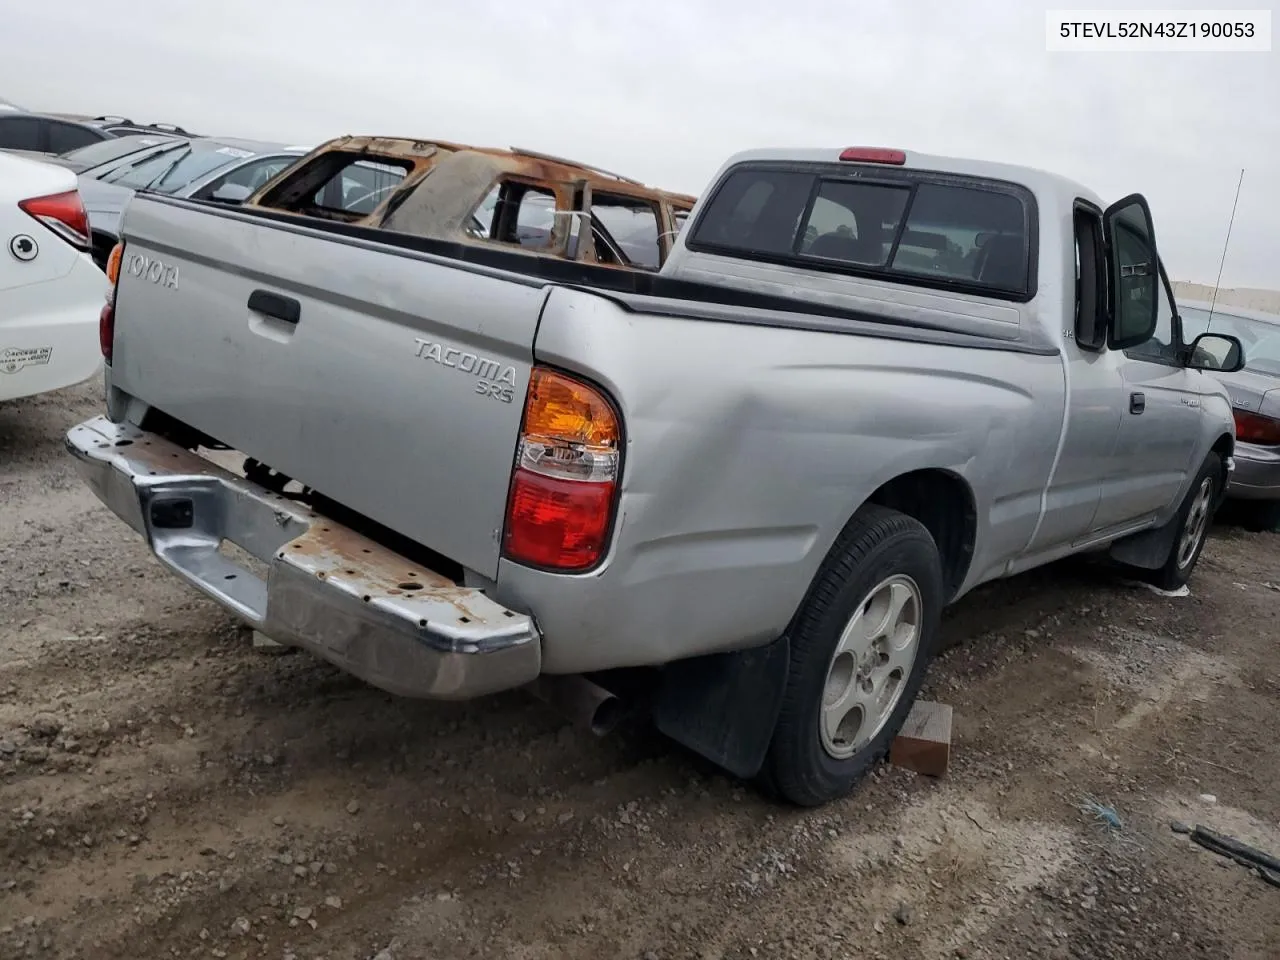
[3,0,1275,288]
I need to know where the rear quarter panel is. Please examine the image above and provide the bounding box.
[498,287,1067,674]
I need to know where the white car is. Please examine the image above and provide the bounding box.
[0,151,106,402]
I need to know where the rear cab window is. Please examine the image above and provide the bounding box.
[687,163,1036,300]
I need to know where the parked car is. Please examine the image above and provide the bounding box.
[67,144,1244,807]
[246,136,697,270]
[1179,298,1280,530]
[79,116,201,138]
[0,112,117,156]
[0,152,106,403]
[73,137,306,267]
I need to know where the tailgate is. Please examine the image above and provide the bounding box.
[110,196,548,579]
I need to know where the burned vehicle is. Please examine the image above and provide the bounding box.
[244,135,696,271]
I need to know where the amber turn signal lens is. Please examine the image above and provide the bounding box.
[105,242,124,286]
[522,368,619,448]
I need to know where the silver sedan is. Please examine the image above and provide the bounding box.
[1181,298,1280,531]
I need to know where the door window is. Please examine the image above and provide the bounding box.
[1104,196,1160,348]
[1125,268,1180,364]
[47,121,107,154]
[0,116,44,151]
[199,157,294,199]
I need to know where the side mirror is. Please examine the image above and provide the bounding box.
[209,183,252,204]
[1186,332,1246,373]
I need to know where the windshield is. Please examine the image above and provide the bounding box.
[1181,306,1280,377]
[62,136,172,170]
[148,146,256,194]
[105,144,258,194]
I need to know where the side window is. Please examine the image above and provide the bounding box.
[47,121,105,154]
[209,158,293,194]
[1104,195,1159,349]
[1073,205,1107,351]
[0,116,45,151]
[305,158,410,214]
[592,195,661,269]
[474,181,558,248]
[1125,268,1179,363]
[340,161,406,213]
[514,186,556,248]
[470,185,499,237]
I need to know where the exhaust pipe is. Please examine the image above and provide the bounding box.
[526,675,624,737]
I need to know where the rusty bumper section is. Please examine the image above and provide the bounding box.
[65,416,540,700]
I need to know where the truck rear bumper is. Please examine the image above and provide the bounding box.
[65,415,541,700]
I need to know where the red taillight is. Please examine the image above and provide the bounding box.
[99,241,124,362]
[503,368,621,571]
[18,189,90,250]
[1234,409,1280,446]
[99,303,115,361]
[838,147,907,165]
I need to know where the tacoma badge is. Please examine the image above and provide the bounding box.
[413,337,517,403]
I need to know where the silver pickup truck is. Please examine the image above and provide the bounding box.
[68,145,1245,806]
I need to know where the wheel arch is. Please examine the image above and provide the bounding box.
[863,468,977,602]
[652,468,976,783]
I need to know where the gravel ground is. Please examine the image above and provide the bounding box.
[3,380,1280,960]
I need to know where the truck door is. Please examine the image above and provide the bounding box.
[1024,202,1125,554]
[1091,259,1201,530]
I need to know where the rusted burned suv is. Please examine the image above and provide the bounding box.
[244,135,695,271]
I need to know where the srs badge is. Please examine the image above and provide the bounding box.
[8,234,37,262]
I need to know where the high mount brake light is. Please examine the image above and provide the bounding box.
[838,147,907,165]
[100,241,124,361]
[1234,409,1280,446]
[18,189,91,249]
[503,368,621,571]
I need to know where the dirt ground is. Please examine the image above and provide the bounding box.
[3,380,1280,960]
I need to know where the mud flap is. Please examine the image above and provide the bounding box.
[1107,515,1179,570]
[652,637,790,780]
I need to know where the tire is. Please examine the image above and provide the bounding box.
[762,504,944,807]
[1145,453,1223,591]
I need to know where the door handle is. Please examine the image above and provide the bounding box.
[247,289,300,325]
[1129,392,1146,414]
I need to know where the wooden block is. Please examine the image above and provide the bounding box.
[890,700,953,778]
[252,630,293,655]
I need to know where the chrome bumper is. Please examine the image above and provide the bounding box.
[65,416,541,699]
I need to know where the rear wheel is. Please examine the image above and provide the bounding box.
[763,505,943,807]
